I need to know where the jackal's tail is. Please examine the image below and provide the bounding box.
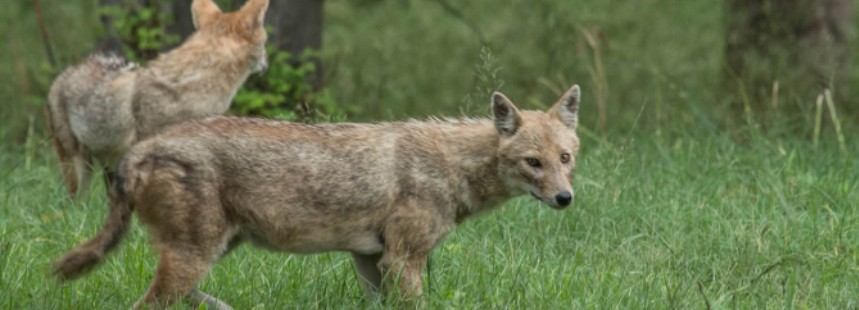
[52,170,133,281]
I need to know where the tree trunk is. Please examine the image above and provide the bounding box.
[97,0,125,53]
[167,0,195,41]
[724,0,854,112]
[242,0,325,89]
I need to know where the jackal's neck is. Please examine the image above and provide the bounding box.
[147,37,252,97]
[437,122,518,221]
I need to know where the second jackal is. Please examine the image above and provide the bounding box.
[45,0,270,197]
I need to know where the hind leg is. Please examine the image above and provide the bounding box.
[58,155,79,196]
[45,103,92,198]
[132,242,232,310]
[48,133,85,198]
[54,151,93,198]
[132,158,236,309]
[74,155,94,197]
[132,223,236,309]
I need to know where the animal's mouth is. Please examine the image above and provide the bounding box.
[530,191,570,210]
[255,57,269,75]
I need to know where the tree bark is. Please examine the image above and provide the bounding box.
[97,0,125,53]
[725,0,854,111]
[167,0,195,41]
[242,0,325,89]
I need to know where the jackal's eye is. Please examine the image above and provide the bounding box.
[560,153,571,164]
[525,157,542,168]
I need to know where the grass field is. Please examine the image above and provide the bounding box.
[1,0,858,308]
[1,123,857,308]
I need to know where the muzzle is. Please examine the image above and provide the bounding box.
[256,57,269,75]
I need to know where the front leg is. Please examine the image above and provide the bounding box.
[378,207,451,302]
[351,252,383,300]
[379,250,429,301]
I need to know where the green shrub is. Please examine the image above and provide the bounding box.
[232,48,340,122]
[98,0,179,61]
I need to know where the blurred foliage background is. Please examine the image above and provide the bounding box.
[0,0,857,146]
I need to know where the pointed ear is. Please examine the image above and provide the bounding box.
[192,0,222,29]
[551,85,580,129]
[492,92,522,136]
[241,0,270,27]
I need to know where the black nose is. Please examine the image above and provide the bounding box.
[555,191,572,206]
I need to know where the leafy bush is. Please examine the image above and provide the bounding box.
[232,48,340,122]
[98,0,179,61]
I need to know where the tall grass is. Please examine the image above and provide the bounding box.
[1,112,857,308]
[323,0,731,129]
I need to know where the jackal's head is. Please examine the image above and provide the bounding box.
[191,0,270,73]
[492,85,581,210]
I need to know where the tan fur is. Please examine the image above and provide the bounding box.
[46,0,270,198]
[53,86,583,309]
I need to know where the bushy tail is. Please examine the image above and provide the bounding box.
[53,171,133,281]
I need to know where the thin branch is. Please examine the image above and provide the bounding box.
[32,0,57,68]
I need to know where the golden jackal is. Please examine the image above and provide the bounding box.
[45,0,269,197]
[54,86,583,309]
